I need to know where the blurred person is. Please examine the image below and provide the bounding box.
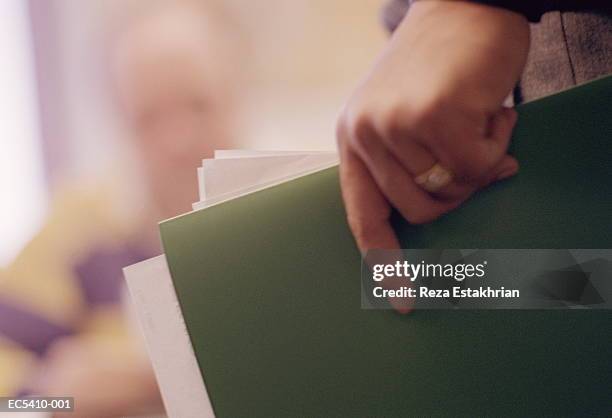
[0,1,242,416]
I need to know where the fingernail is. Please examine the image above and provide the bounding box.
[496,167,518,181]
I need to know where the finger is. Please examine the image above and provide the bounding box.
[339,147,413,313]
[470,107,518,170]
[486,107,518,146]
[422,153,518,200]
[494,155,519,181]
[350,125,461,224]
[480,154,519,187]
[372,115,466,199]
[384,138,470,200]
[338,141,399,253]
[381,132,437,177]
[411,163,461,200]
[430,108,518,183]
[475,108,520,187]
[414,163,453,192]
[363,248,414,314]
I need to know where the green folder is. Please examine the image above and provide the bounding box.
[160,76,612,417]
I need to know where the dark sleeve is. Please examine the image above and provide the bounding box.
[470,0,610,22]
[382,0,611,30]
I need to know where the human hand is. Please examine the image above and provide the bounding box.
[337,0,530,252]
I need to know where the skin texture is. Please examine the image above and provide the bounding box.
[337,0,530,253]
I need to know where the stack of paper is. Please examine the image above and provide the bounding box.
[125,75,612,418]
[194,150,338,210]
[124,150,338,418]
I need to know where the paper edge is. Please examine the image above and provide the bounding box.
[191,161,338,212]
[124,255,214,418]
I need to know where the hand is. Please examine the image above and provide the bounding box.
[28,337,163,418]
[337,0,530,252]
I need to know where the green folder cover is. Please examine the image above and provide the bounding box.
[160,76,612,417]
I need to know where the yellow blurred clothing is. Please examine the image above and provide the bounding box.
[0,181,156,395]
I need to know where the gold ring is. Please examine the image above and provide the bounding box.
[414,163,453,193]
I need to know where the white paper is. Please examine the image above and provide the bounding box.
[213,149,334,159]
[124,256,214,418]
[194,151,338,210]
[125,149,338,417]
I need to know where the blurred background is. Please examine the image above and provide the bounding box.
[0,0,386,416]
[1,0,385,266]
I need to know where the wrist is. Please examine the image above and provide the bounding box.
[400,0,529,107]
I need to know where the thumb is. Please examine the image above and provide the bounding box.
[476,107,519,165]
[481,154,519,188]
[474,107,519,188]
[487,107,518,149]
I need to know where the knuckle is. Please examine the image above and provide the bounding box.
[339,95,441,153]
[337,99,380,150]
[381,104,436,149]
[350,113,378,151]
[346,113,379,152]
[408,100,438,133]
[379,106,407,141]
